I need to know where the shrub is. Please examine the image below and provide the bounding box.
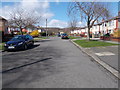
[113,29,120,38]
[40,32,47,36]
[104,33,110,37]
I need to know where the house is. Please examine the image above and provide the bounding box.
[0,16,8,34]
[70,16,120,38]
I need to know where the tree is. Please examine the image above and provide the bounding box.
[8,8,41,35]
[68,16,78,31]
[68,1,111,40]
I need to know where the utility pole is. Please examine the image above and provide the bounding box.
[46,19,47,37]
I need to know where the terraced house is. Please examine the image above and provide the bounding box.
[0,16,8,34]
[71,16,120,38]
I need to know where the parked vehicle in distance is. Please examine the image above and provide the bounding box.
[4,35,34,51]
[61,33,69,39]
[58,34,61,37]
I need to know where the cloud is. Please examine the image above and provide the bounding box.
[76,21,86,27]
[47,19,68,28]
[0,0,54,20]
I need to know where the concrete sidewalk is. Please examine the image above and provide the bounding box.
[71,39,119,79]
[85,45,119,71]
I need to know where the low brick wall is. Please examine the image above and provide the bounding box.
[100,36,120,42]
[111,37,120,42]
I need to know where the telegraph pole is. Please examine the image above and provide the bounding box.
[46,19,47,37]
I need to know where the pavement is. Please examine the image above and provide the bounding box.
[71,38,119,79]
[2,37,118,88]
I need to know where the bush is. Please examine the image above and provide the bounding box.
[40,32,47,36]
[113,30,120,38]
[104,33,110,37]
[30,30,39,37]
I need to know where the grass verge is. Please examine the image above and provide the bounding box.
[68,36,80,39]
[34,37,49,41]
[74,40,119,48]
[0,43,5,50]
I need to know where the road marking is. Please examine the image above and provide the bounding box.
[95,52,115,56]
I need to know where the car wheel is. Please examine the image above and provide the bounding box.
[24,44,28,50]
[32,41,34,46]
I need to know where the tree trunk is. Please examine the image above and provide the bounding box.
[87,27,90,41]
[87,18,90,41]
[20,27,23,35]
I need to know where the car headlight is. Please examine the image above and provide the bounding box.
[18,42,23,45]
[4,44,7,46]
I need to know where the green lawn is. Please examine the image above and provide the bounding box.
[74,40,119,48]
[68,36,80,39]
[34,37,49,41]
[0,43,5,50]
[0,45,2,50]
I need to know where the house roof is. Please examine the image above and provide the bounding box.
[0,16,7,21]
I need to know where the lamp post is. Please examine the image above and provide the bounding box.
[46,19,47,37]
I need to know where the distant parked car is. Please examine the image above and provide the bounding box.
[61,33,69,39]
[58,34,61,37]
[4,35,34,51]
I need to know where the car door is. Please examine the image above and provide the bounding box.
[24,35,31,46]
[27,35,34,45]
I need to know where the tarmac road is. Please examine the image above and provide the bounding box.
[2,37,118,88]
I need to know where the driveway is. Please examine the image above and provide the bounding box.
[2,37,118,88]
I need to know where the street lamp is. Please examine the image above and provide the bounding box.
[46,19,47,37]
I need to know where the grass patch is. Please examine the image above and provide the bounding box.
[74,40,119,48]
[34,37,49,40]
[68,36,80,39]
[0,43,5,50]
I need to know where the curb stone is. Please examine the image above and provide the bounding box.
[70,39,119,79]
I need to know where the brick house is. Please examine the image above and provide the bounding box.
[70,16,120,38]
[0,16,8,34]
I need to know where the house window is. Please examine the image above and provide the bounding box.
[109,30,111,34]
[109,21,111,26]
[102,23,104,27]
[112,20,114,26]
[105,23,107,27]
[95,26,97,29]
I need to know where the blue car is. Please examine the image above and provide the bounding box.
[61,33,69,39]
[4,35,34,51]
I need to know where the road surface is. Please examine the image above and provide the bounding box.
[2,37,118,88]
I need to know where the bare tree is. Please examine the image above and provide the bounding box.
[8,8,41,35]
[68,16,78,31]
[68,1,111,40]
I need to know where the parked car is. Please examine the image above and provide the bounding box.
[4,35,34,51]
[61,33,69,39]
[57,34,61,37]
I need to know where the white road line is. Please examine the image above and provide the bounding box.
[95,52,115,56]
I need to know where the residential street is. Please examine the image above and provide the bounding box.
[2,37,118,88]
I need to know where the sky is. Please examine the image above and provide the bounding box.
[0,0,119,28]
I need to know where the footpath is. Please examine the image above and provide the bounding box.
[71,38,119,79]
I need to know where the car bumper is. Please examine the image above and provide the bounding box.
[4,44,24,50]
[61,37,69,39]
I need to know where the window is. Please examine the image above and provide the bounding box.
[109,21,111,26]
[112,20,114,26]
[109,30,111,33]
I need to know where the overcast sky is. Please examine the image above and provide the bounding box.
[0,0,119,28]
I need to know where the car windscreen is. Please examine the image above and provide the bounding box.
[11,36,24,41]
[62,34,67,36]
